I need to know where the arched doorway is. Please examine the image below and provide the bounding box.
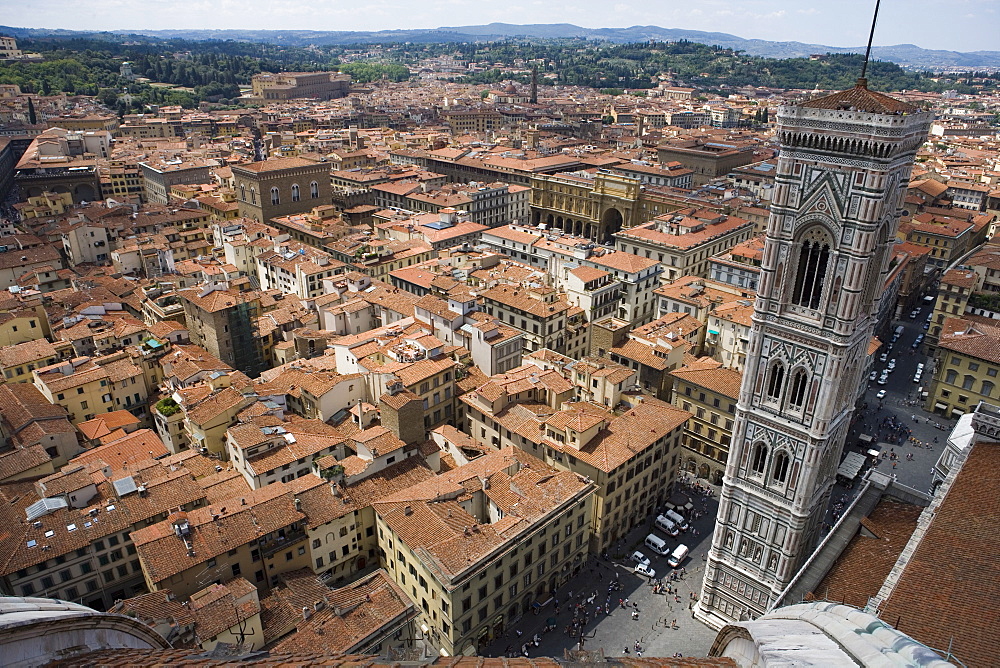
[600,208,624,242]
[698,463,711,479]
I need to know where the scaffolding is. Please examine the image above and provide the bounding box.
[228,277,266,378]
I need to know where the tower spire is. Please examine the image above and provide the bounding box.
[859,0,882,84]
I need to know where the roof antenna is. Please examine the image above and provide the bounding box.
[859,0,882,86]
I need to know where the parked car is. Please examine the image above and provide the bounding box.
[909,310,920,319]
[878,374,889,385]
[922,322,930,330]
[634,563,656,579]
[880,352,889,362]
[887,359,896,370]
[876,389,887,399]
[630,551,652,568]
[869,371,878,381]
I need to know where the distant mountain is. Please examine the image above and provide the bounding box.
[3,23,998,68]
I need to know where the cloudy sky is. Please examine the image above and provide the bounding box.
[6,0,997,52]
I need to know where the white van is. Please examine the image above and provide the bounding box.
[664,509,688,531]
[654,514,680,536]
[644,533,670,556]
[667,543,689,568]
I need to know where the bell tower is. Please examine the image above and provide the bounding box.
[694,81,932,628]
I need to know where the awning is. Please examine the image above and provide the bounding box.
[707,329,720,335]
[837,452,866,480]
[867,448,881,458]
[935,402,948,410]
[859,434,873,443]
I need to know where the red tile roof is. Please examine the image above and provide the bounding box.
[799,80,917,114]
[878,440,1000,668]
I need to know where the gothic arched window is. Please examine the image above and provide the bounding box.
[291,184,300,202]
[766,363,784,401]
[772,451,790,484]
[788,369,808,409]
[240,184,246,202]
[792,228,832,309]
[250,188,257,205]
[310,181,319,198]
[751,443,768,475]
[270,187,280,206]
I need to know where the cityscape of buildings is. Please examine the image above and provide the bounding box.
[0,29,998,667]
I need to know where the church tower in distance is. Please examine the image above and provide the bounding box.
[695,80,932,628]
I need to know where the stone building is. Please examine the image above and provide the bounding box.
[251,71,351,100]
[232,157,332,223]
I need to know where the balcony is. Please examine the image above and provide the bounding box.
[259,528,307,558]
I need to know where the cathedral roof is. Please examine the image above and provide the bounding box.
[799,78,917,115]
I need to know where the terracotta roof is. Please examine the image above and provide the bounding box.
[232,156,322,173]
[77,410,141,441]
[187,578,261,641]
[0,383,71,432]
[0,444,52,481]
[0,338,59,368]
[569,265,610,282]
[70,429,169,472]
[132,482,307,584]
[271,570,416,654]
[798,80,917,114]
[375,447,593,582]
[493,398,690,474]
[878,440,1000,668]
[811,499,922,609]
[938,315,1000,364]
[671,365,742,399]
